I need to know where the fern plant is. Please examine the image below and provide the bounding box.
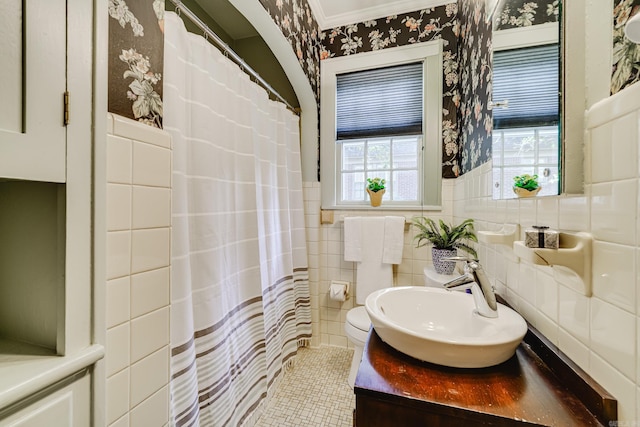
[411,217,478,258]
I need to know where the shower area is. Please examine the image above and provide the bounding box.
[162,6,312,426]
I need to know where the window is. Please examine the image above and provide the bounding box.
[491,23,560,199]
[320,41,443,209]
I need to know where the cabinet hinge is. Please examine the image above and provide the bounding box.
[63,91,70,126]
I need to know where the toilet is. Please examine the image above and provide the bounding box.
[344,266,452,387]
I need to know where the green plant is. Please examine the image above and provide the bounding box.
[411,217,478,258]
[366,177,386,192]
[513,174,539,191]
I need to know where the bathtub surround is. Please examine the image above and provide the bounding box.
[164,13,311,426]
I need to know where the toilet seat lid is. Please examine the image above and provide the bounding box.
[347,306,371,331]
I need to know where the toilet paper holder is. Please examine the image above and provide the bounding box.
[329,280,350,301]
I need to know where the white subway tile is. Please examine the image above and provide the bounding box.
[107,135,132,184]
[109,414,129,427]
[590,352,637,422]
[106,277,130,328]
[611,113,638,181]
[107,184,132,232]
[106,322,130,377]
[131,267,170,318]
[591,180,637,246]
[590,298,636,380]
[113,115,171,149]
[130,307,169,363]
[107,231,131,280]
[558,328,589,371]
[131,228,170,274]
[593,241,636,313]
[558,285,590,345]
[106,368,129,425]
[129,386,169,427]
[131,186,171,229]
[132,143,171,188]
[130,346,169,408]
[535,271,558,322]
[590,121,614,183]
[558,196,589,232]
[535,197,559,230]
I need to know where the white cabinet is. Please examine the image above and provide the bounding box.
[0,372,90,426]
[0,0,67,182]
[0,0,102,423]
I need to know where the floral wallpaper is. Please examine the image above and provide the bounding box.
[108,0,164,128]
[457,0,493,174]
[258,0,323,100]
[612,0,640,94]
[319,4,462,178]
[493,0,560,30]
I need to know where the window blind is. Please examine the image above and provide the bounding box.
[336,62,423,140]
[492,44,560,129]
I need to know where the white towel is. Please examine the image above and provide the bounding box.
[382,216,405,264]
[344,216,362,262]
[356,217,392,304]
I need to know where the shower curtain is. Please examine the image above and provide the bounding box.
[163,12,311,427]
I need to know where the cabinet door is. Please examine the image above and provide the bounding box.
[0,0,67,183]
[0,374,90,427]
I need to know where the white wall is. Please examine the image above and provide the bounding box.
[104,114,172,427]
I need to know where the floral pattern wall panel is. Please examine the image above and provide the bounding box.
[319,4,461,178]
[259,0,323,99]
[612,0,640,94]
[108,0,164,128]
[493,0,560,30]
[458,0,492,174]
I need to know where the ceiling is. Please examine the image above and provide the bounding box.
[308,0,451,29]
[195,0,453,40]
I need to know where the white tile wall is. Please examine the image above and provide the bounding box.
[105,114,172,427]
[302,180,456,348]
[446,83,640,422]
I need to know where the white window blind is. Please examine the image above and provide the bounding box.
[492,44,559,129]
[336,62,423,140]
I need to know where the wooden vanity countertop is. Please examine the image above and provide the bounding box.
[354,329,616,426]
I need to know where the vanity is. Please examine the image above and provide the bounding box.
[354,327,616,426]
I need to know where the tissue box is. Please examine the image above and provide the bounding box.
[525,226,559,249]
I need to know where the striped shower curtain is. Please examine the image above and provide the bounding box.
[163,12,311,427]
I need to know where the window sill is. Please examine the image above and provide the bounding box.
[321,204,442,212]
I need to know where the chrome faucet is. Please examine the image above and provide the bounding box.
[442,257,498,318]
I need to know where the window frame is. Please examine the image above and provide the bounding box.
[320,40,443,210]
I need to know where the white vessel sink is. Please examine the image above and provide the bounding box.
[365,286,527,368]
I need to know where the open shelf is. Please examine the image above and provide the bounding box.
[0,337,103,409]
[513,232,593,296]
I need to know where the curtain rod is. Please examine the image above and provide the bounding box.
[167,0,300,115]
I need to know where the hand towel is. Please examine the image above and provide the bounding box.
[344,216,362,262]
[382,216,405,264]
[356,217,392,304]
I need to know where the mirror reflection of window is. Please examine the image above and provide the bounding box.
[491,44,560,199]
[491,17,560,199]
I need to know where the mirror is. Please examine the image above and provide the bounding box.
[489,0,562,199]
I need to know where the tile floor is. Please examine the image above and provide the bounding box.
[256,346,355,427]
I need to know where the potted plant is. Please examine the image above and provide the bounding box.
[513,174,541,198]
[412,217,478,275]
[366,177,386,207]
